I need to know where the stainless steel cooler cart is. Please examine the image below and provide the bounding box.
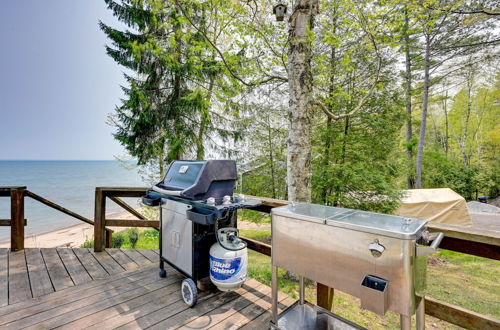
[270,203,443,330]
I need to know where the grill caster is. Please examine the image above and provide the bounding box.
[159,269,167,278]
[181,278,198,307]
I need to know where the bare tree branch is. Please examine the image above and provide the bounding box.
[314,4,383,121]
[175,0,287,86]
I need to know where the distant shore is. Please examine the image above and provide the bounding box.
[0,209,142,248]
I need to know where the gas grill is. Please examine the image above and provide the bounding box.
[142,160,260,307]
[270,203,444,330]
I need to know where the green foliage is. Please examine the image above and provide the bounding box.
[81,237,94,248]
[128,228,139,248]
[112,234,125,248]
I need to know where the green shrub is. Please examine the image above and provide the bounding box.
[112,234,125,248]
[81,237,94,248]
[129,228,139,248]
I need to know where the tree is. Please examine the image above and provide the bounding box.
[412,0,499,188]
[102,0,240,170]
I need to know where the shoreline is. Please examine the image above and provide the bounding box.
[0,209,146,248]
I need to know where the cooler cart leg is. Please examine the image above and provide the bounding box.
[299,276,305,305]
[400,315,411,330]
[416,296,425,330]
[159,259,167,278]
[271,265,278,327]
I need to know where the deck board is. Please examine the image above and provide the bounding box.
[136,248,159,263]
[73,248,109,280]
[178,280,268,329]
[8,250,31,304]
[41,248,74,291]
[1,271,163,328]
[57,248,92,285]
[106,248,139,271]
[0,267,157,326]
[120,248,153,267]
[0,249,8,307]
[21,276,177,329]
[25,248,54,297]
[90,249,125,274]
[0,248,286,330]
[58,277,182,330]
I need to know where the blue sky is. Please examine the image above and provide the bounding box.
[0,1,128,160]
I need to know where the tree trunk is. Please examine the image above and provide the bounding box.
[267,119,277,199]
[287,0,318,202]
[403,10,414,189]
[196,77,214,160]
[443,90,449,156]
[461,74,473,166]
[320,11,338,204]
[415,33,431,189]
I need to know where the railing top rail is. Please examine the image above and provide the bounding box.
[0,186,26,196]
[0,186,27,190]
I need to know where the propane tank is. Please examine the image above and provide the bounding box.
[209,227,247,291]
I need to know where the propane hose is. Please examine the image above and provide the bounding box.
[214,215,247,251]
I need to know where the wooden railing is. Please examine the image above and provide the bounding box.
[93,187,157,252]
[2,185,498,328]
[0,186,113,251]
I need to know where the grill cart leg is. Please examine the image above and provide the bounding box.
[159,259,167,278]
[271,265,278,327]
[416,296,425,330]
[400,315,411,330]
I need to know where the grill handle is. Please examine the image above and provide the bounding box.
[416,232,444,257]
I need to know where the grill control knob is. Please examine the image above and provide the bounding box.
[368,239,385,258]
[222,195,232,205]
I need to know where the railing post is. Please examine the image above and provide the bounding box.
[94,188,106,252]
[105,230,112,249]
[317,283,334,311]
[10,187,26,251]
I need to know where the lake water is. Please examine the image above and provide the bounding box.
[0,160,146,242]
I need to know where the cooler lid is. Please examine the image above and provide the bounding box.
[272,203,427,239]
[325,210,427,239]
[271,203,352,224]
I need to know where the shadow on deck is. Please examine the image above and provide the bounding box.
[0,248,292,329]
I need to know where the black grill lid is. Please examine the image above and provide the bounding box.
[152,160,237,200]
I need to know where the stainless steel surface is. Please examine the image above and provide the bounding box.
[275,301,366,330]
[272,265,278,326]
[368,239,385,258]
[153,185,182,196]
[416,232,444,257]
[416,296,425,330]
[299,276,305,305]
[161,200,192,276]
[271,203,351,224]
[360,275,388,316]
[400,315,411,330]
[273,203,427,239]
[270,202,442,317]
[272,212,417,316]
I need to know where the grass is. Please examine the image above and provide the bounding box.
[85,225,498,328]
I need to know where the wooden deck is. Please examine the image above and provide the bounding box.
[0,248,293,329]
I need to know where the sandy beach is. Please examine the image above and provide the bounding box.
[0,209,144,248]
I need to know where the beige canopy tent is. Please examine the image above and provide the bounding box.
[394,188,473,227]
